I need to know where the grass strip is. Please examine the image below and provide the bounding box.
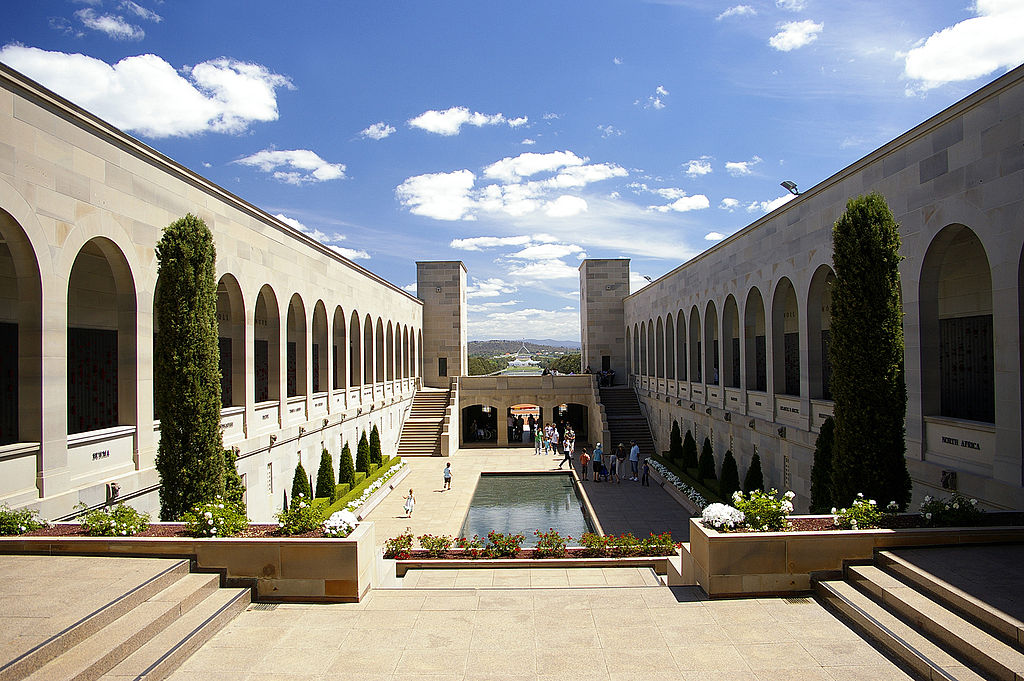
[321,455,401,515]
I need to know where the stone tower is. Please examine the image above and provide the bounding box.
[579,259,629,384]
[416,261,467,388]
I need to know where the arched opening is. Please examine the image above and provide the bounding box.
[332,307,347,390]
[416,330,422,377]
[402,326,409,379]
[772,277,800,396]
[67,238,137,434]
[0,209,42,445]
[632,323,640,375]
[646,320,655,377]
[349,311,361,387]
[375,318,385,383]
[254,285,280,403]
[216,274,245,407]
[807,266,836,400]
[386,321,394,381]
[286,294,307,397]
[704,300,719,386]
[508,404,542,445]
[311,301,328,394]
[462,404,498,443]
[665,314,676,380]
[557,403,589,441]
[362,315,373,386]
[920,225,994,422]
[676,310,687,381]
[689,307,702,383]
[744,287,767,392]
[639,323,648,376]
[723,295,740,388]
[655,317,665,379]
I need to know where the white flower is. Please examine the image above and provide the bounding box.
[857,492,864,498]
[924,495,932,502]
[952,503,959,509]
[831,507,837,514]
[784,491,795,499]
[732,491,743,504]
[970,499,978,505]
[701,503,745,530]
[869,500,876,505]
[925,512,932,520]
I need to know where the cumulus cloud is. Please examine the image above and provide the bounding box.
[719,197,740,211]
[0,46,293,138]
[746,193,797,214]
[465,277,518,298]
[234,149,346,185]
[484,151,584,183]
[705,232,727,241]
[776,0,807,11]
[904,0,1024,93]
[508,243,584,260]
[469,307,579,341]
[769,20,823,51]
[725,155,763,176]
[716,5,756,20]
[407,106,525,136]
[395,169,477,220]
[274,214,369,260]
[450,235,537,251]
[360,121,395,140]
[544,195,588,217]
[650,194,711,213]
[685,156,713,177]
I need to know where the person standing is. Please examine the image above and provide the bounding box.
[550,427,560,458]
[629,441,640,481]
[616,444,627,484]
[443,462,452,491]
[608,448,618,483]
[404,488,415,517]
[579,448,591,481]
[592,443,603,482]
[641,458,650,486]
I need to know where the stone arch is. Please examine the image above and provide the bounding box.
[462,404,498,443]
[689,306,702,383]
[723,294,740,388]
[744,287,767,392]
[919,224,994,422]
[676,310,687,382]
[375,317,385,383]
[772,277,800,396]
[559,403,589,440]
[349,311,362,387]
[416,329,422,377]
[0,207,42,445]
[655,316,665,379]
[665,313,676,380]
[386,321,395,381]
[632,323,640,375]
[216,274,245,407]
[646,319,655,377]
[362,315,373,386]
[332,306,347,390]
[254,285,280,402]
[311,301,328,394]
[807,265,836,400]
[704,300,719,386]
[639,322,648,376]
[286,294,307,397]
[625,325,632,376]
[67,238,137,434]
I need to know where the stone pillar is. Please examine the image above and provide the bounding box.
[416,262,467,389]
[579,259,629,384]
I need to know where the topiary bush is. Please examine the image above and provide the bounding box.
[743,452,764,493]
[154,214,224,520]
[809,416,835,513]
[315,448,336,501]
[338,442,355,486]
[291,461,312,502]
[222,448,246,514]
[682,429,698,470]
[356,431,370,473]
[719,449,740,501]
[697,437,716,482]
[369,425,383,465]
[668,421,683,463]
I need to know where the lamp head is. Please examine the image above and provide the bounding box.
[780,180,800,195]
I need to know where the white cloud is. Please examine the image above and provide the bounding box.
[360,121,395,140]
[508,243,584,260]
[74,9,143,40]
[656,85,669,96]
[629,272,652,293]
[650,194,711,213]
[395,169,477,220]
[469,307,579,341]
[716,5,756,20]
[0,46,293,138]
[544,195,589,217]
[505,259,580,281]
[273,214,369,260]
[637,84,669,110]
[613,57,623,65]
[684,156,713,177]
[746,193,797,214]
[407,106,524,136]
[705,232,727,241]
[119,1,161,22]
[725,155,763,177]
[904,0,1024,93]
[719,197,740,211]
[450,235,557,251]
[329,245,371,261]
[235,149,346,185]
[654,187,687,200]
[484,151,585,183]
[521,138,536,145]
[776,0,807,11]
[597,124,623,138]
[769,20,823,52]
[403,282,417,293]
[542,112,560,120]
[467,300,520,312]
[466,277,518,298]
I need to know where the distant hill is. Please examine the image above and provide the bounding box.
[468,339,580,356]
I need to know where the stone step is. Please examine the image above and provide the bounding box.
[815,578,988,681]
[100,587,250,681]
[0,560,191,681]
[849,564,1024,681]
[22,572,221,681]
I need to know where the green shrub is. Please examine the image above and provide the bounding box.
[456,535,485,558]
[315,448,336,501]
[920,492,984,527]
[417,533,454,558]
[154,214,224,520]
[384,528,414,558]
[291,461,312,502]
[578,532,612,557]
[222,448,246,515]
[639,532,677,556]
[719,450,740,501]
[356,432,370,473]
[275,493,324,535]
[833,495,893,530]
[369,425,383,465]
[732,489,793,532]
[0,504,46,535]
[743,453,764,493]
[533,529,569,558]
[697,437,716,482]
[338,442,355,485]
[183,497,248,537]
[809,416,835,513]
[485,531,524,557]
[668,421,683,463]
[682,429,698,470]
[81,503,150,537]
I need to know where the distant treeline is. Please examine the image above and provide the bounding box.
[468,339,577,356]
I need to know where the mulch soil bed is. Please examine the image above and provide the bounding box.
[786,511,1024,533]
[393,547,675,560]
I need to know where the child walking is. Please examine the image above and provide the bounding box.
[404,488,415,517]
[443,462,452,490]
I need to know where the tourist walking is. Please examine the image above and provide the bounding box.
[558,441,572,469]
[616,444,627,484]
[565,427,575,457]
[629,441,640,480]
[592,443,603,482]
[404,488,415,517]
[443,462,452,490]
[550,427,560,457]
[535,428,543,455]
[641,458,650,486]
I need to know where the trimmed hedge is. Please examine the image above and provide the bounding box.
[320,455,401,516]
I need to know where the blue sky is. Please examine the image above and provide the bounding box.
[3,1,1024,341]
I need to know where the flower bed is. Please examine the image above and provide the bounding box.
[647,459,708,513]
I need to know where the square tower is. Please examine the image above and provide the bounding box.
[417,261,468,388]
[579,259,629,384]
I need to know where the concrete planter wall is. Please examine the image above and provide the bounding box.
[684,517,1024,598]
[0,521,377,602]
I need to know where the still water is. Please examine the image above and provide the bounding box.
[458,473,592,547]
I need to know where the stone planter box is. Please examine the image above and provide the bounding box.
[684,517,1024,598]
[353,464,410,521]
[647,464,704,516]
[0,521,378,602]
[395,555,670,577]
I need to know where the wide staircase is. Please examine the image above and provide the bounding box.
[396,387,449,457]
[814,548,1024,681]
[1,558,249,681]
[598,386,656,457]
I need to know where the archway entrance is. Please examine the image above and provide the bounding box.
[462,404,498,444]
[508,404,541,445]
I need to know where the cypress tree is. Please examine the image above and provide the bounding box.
[668,421,683,463]
[743,453,764,494]
[682,430,698,470]
[369,425,383,465]
[291,461,312,501]
[315,448,336,501]
[356,431,370,473]
[830,193,912,509]
[222,448,246,514]
[810,416,836,513]
[154,214,224,520]
[719,450,740,501]
[338,442,355,485]
[697,437,717,482]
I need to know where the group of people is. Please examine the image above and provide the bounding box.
[583,365,616,387]
[577,441,648,484]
